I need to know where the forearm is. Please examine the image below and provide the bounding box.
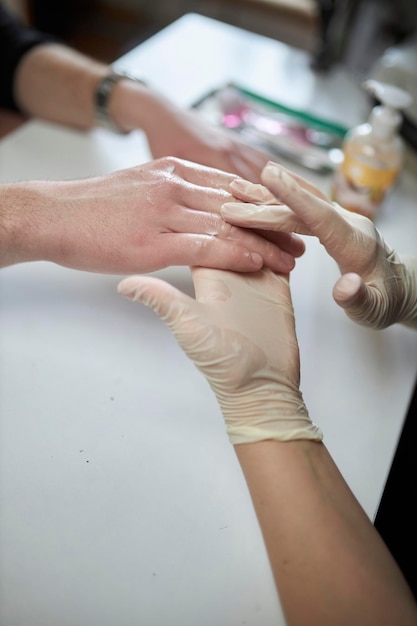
[234,439,417,626]
[13,43,106,130]
[12,41,170,134]
[0,180,50,267]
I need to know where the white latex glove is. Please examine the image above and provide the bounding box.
[118,268,322,445]
[221,161,417,330]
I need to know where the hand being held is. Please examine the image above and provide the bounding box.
[221,161,417,329]
[10,157,305,274]
[118,267,322,444]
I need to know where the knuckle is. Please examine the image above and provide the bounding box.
[217,219,235,238]
[157,155,179,168]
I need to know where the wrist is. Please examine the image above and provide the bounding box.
[0,180,60,267]
[218,385,322,445]
[96,71,157,133]
[108,78,174,134]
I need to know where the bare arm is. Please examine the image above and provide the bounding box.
[235,439,416,626]
[12,39,271,181]
[14,42,106,130]
[118,267,417,625]
[13,42,159,133]
[0,157,303,273]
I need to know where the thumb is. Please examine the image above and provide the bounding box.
[333,273,382,326]
[117,275,193,329]
[332,273,365,309]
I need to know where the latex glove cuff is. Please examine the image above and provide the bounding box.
[217,382,323,445]
[398,256,417,328]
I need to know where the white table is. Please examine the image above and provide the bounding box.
[1,13,417,626]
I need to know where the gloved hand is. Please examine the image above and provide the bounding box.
[221,161,417,330]
[118,268,322,445]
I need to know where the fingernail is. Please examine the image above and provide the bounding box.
[221,201,258,217]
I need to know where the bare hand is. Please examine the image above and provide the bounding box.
[2,157,305,274]
[139,96,271,183]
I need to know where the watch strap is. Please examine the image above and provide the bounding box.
[94,70,146,133]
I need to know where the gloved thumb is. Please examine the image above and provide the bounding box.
[333,273,383,328]
[333,273,364,308]
[117,275,192,329]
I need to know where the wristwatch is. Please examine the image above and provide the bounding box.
[94,70,146,133]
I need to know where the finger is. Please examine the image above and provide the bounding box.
[166,206,305,257]
[333,273,365,309]
[258,230,306,258]
[332,273,383,327]
[264,161,329,201]
[229,153,261,183]
[117,275,193,328]
[229,144,270,183]
[221,201,306,234]
[260,161,353,254]
[156,233,296,273]
[229,179,278,205]
[229,163,328,203]
[166,209,301,271]
[224,172,310,235]
[171,157,239,189]
[159,159,271,218]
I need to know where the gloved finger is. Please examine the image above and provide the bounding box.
[117,275,194,329]
[333,273,366,309]
[333,273,388,328]
[221,201,305,234]
[230,164,328,202]
[222,162,341,237]
[228,178,278,204]
[260,162,357,256]
[222,175,304,233]
[263,161,329,201]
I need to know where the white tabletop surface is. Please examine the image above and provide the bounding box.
[1,13,417,626]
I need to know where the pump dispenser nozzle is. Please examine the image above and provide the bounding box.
[362,80,413,139]
[363,80,413,110]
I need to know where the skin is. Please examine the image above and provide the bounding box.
[2,43,302,273]
[14,43,270,182]
[235,438,417,626]
[8,22,417,625]
[118,266,417,625]
[0,157,304,273]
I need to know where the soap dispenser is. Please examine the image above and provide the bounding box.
[331,79,413,219]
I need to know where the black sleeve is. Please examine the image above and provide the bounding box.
[0,4,58,111]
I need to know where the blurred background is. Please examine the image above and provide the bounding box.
[3,0,417,147]
[3,0,417,75]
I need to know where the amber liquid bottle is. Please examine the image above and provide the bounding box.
[332,80,412,220]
